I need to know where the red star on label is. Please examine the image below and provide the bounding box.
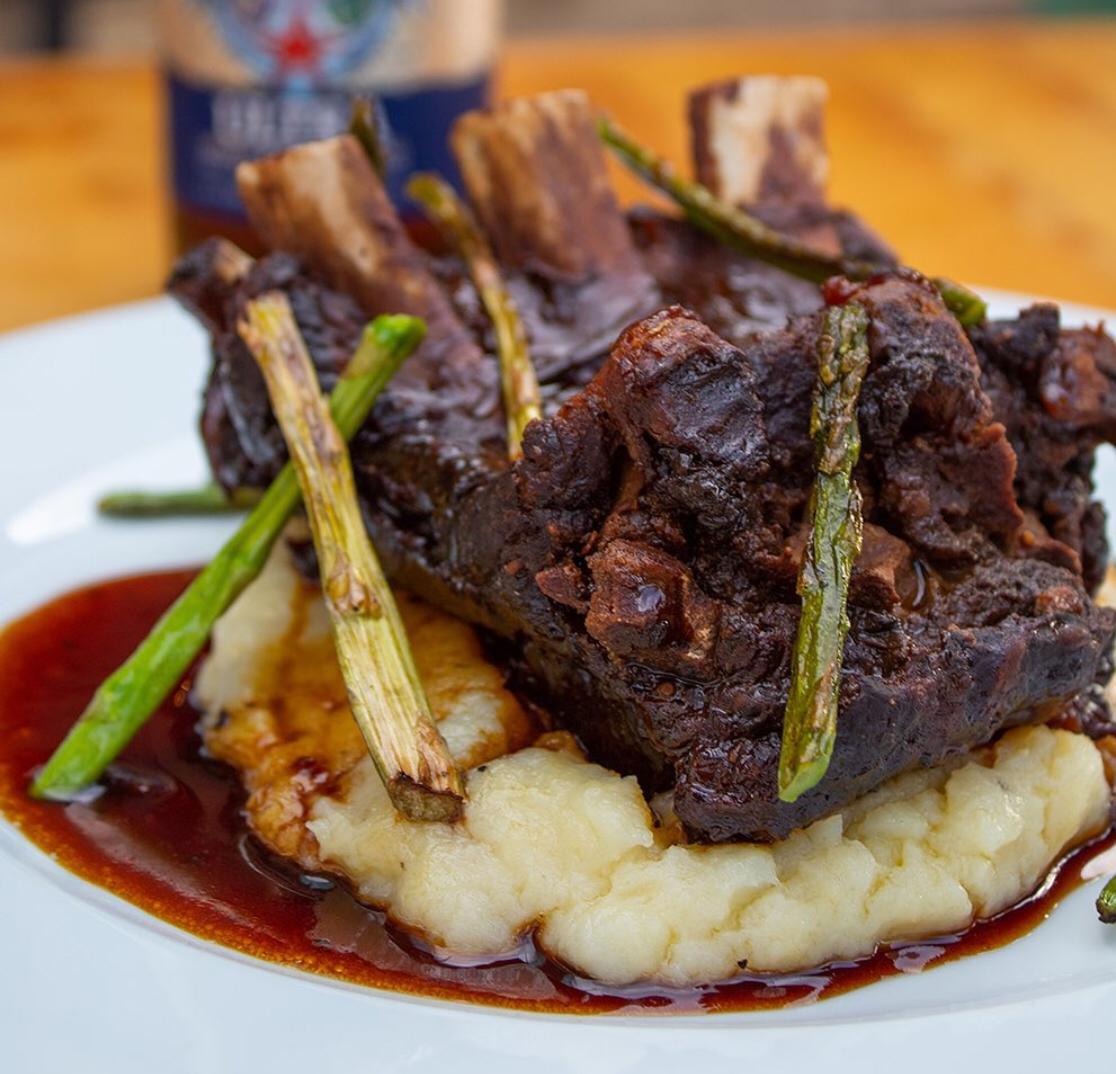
[269,16,323,73]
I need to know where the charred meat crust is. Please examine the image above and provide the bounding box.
[177,251,1116,843]
[170,87,1116,844]
[492,291,1114,841]
[972,306,1116,590]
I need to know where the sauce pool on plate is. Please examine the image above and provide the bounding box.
[0,569,1111,1015]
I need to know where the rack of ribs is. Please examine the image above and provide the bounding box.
[171,80,1116,842]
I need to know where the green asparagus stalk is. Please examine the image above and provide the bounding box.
[240,292,463,822]
[779,303,871,803]
[349,98,388,179]
[1099,874,1116,924]
[97,482,261,517]
[597,117,986,328]
[407,172,542,459]
[30,313,426,802]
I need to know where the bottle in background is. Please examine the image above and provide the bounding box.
[159,0,502,252]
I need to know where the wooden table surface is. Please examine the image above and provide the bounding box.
[1,18,1114,333]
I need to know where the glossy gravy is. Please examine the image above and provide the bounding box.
[0,569,1111,1015]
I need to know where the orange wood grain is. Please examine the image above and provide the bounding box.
[0,60,168,332]
[0,19,1113,333]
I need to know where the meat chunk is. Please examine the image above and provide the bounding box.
[490,290,1114,840]
[972,306,1116,589]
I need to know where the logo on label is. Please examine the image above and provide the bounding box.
[205,0,410,84]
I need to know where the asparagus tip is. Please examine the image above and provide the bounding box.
[389,773,464,824]
[777,757,829,804]
[349,98,388,178]
[29,767,103,804]
[934,276,987,327]
[1098,874,1116,924]
[28,771,61,801]
[358,313,427,364]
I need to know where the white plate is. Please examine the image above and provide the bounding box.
[2,291,1115,1073]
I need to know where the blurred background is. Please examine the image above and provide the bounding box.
[0,0,1113,331]
[1,0,1115,51]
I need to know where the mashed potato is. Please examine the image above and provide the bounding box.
[196,542,1112,987]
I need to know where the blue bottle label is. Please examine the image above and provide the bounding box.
[167,72,491,217]
[161,0,500,217]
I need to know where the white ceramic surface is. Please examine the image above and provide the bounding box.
[1,292,1115,1073]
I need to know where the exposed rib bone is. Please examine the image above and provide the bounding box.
[689,76,829,207]
[453,90,637,277]
[236,135,475,356]
[452,90,656,373]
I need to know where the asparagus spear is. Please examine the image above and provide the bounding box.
[240,293,463,822]
[407,172,542,459]
[97,482,261,517]
[779,302,871,802]
[30,313,425,802]
[349,98,388,179]
[1099,874,1116,924]
[597,117,986,328]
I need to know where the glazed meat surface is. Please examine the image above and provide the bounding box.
[971,308,1116,591]
[173,85,1116,842]
[177,252,1116,842]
